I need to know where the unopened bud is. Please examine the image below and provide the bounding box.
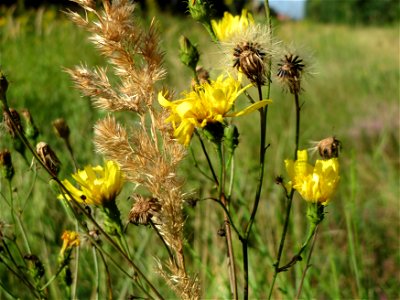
[0,149,14,181]
[188,0,213,24]
[36,142,61,176]
[52,118,70,140]
[0,71,8,104]
[179,36,200,72]
[21,109,39,141]
[203,122,224,145]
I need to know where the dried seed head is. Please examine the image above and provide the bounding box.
[36,142,61,176]
[0,149,14,181]
[52,118,70,140]
[233,41,267,85]
[316,136,341,159]
[277,54,305,94]
[128,196,161,226]
[3,108,23,138]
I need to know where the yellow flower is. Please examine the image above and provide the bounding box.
[60,230,80,257]
[211,9,254,42]
[60,160,124,206]
[159,74,271,146]
[285,150,340,205]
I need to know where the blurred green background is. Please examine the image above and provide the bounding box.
[0,0,399,299]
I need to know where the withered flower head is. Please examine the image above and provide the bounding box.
[128,195,161,226]
[0,149,14,181]
[277,53,305,94]
[3,108,23,138]
[36,142,61,176]
[196,66,210,84]
[233,41,267,86]
[314,136,341,159]
[52,118,70,140]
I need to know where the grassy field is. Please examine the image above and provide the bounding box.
[0,5,399,299]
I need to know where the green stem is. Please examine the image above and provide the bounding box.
[216,143,238,300]
[268,90,301,299]
[71,221,80,300]
[195,130,219,185]
[8,181,31,254]
[243,82,269,300]
[295,225,319,300]
[92,246,100,300]
[97,249,113,300]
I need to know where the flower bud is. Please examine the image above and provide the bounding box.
[188,0,213,24]
[24,254,45,282]
[0,71,8,105]
[21,109,39,141]
[52,118,70,140]
[179,35,200,72]
[0,149,14,181]
[36,142,61,176]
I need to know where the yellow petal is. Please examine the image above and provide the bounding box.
[226,99,272,117]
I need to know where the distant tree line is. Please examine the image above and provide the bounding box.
[306,0,399,25]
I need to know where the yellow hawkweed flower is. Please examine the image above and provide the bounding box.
[159,74,271,146]
[60,160,124,206]
[285,150,340,205]
[60,230,80,257]
[211,9,254,42]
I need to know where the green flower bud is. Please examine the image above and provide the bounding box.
[22,109,39,142]
[179,35,200,72]
[188,0,213,24]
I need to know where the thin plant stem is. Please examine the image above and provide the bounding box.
[295,225,319,300]
[216,143,238,300]
[97,248,113,300]
[150,220,176,267]
[92,246,100,300]
[268,90,301,299]
[195,130,219,185]
[0,279,19,299]
[8,181,31,254]
[243,82,269,300]
[71,221,80,300]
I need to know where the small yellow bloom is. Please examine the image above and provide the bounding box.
[159,74,271,146]
[285,150,340,205]
[60,230,80,257]
[59,160,124,206]
[211,10,254,42]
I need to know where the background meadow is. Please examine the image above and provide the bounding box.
[0,2,399,299]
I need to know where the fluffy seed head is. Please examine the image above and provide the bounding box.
[277,53,305,94]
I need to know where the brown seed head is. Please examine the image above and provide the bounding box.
[233,41,267,85]
[128,195,161,226]
[36,142,61,176]
[317,136,341,159]
[52,118,70,140]
[277,54,305,94]
[3,108,23,138]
